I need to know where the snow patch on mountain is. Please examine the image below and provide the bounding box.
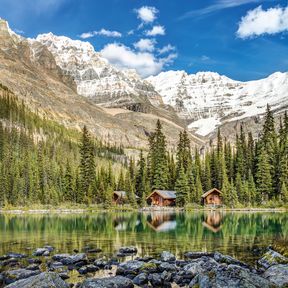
[34,33,162,107]
[147,70,288,136]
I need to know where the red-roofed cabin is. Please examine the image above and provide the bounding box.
[201,188,223,206]
[146,190,176,207]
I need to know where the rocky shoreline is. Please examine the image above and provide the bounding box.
[0,246,287,287]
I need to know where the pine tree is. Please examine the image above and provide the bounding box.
[135,150,149,201]
[175,165,189,206]
[64,161,74,202]
[148,120,168,190]
[79,126,96,204]
[256,146,273,202]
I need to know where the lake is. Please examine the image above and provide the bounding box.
[0,211,287,264]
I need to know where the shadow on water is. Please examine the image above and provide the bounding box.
[0,211,287,263]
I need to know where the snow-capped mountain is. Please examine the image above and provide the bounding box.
[33,33,163,108]
[146,71,288,136]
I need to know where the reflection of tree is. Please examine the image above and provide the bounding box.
[0,212,287,263]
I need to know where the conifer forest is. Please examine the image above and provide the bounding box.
[0,84,287,208]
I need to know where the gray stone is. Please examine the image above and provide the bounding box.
[214,252,250,268]
[53,253,87,265]
[263,264,288,287]
[79,276,134,288]
[118,246,138,254]
[78,264,99,275]
[258,249,288,269]
[148,273,162,286]
[133,273,148,285]
[33,248,50,256]
[117,260,145,275]
[161,251,176,262]
[159,262,177,272]
[183,257,219,277]
[26,264,39,271]
[4,269,40,284]
[189,264,273,288]
[5,272,69,288]
[185,252,215,259]
[7,253,27,259]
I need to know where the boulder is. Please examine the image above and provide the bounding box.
[79,276,134,288]
[33,248,50,257]
[7,253,27,259]
[184,252,214,259]
[5,272,69,288]
[133,273,149,285]
[117,260,145,275]
[4,269,40,284]
[214,252,250,268]
[258,249,288,269]
[189,264,273,288]
[161,251,176,262]
[78,265,100,275]
[183,257,219,277]
[52,253,87,265]
[159,262,177,272]
[263,264,288,287]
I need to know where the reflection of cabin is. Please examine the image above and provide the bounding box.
[113,191,127,205]
[201,188,223,206]
[202,211,222,233]
[147,212,176,232]
[146,190,176,207]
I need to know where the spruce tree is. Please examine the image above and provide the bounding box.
[175,165,189,206]
[79,126,96,204]
[256,146,273,202]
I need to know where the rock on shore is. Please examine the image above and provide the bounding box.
[0,246,288,287]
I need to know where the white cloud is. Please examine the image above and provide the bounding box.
[146,25,165,36]
[135,6,158,23]
[158,44,176,54]
[201,55,210,61]
[134,38,156,52]
[100,43,177,78]
[80,29,122,39]
[237,5,288,38]
[179,0,264,19]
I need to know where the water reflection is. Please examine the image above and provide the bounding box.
[202,211,223,233]
[0,212,287,264]
[147,212,177,232]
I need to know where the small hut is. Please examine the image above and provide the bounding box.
[146,190,176,207]
[113,191,127,205]
[201,188,223,206]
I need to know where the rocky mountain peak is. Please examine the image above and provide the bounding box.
[35,32,163,109]
[0,18,23,48]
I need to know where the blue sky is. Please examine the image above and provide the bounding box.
[1,0,288,80]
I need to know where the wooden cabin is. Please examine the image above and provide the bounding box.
[201,188,223,206]
[113,191,127,205]
[146,190,176,207]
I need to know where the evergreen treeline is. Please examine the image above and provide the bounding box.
[129,106,288,207]
[0,82,287,208]
[0,86,124,207]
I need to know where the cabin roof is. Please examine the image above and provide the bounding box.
[114,191,127,198]
[201,188,222,199]
[113,191,140,199]
[147,190,176,200]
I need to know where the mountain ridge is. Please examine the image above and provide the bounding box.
[146,70,288,137]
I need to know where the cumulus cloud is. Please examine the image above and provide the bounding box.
[146,25,165,36]
[80,29,122,39]
[134,38,156,52]
[237,5,288,38]
[100,43,177,78]
[158,44,176,54]
[135,6,158,23]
